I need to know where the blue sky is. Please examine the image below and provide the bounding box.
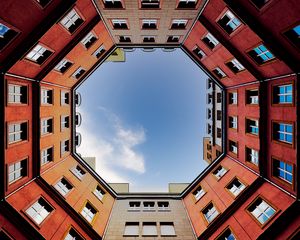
[77,48,208,192]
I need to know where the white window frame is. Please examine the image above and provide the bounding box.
[112,19,128,28]
[81,32,97,48]
[249,198,276,225]
[94,186,105,201]
[193,186,205,201]
[204,33,219,47]
[248,148,259,165]
[71,165,85,180]
[171,19,188,27]
[8,84,26,104]
[41,118,52,135]
[41,147,52,165]
[41,88,52,105]
[25,197,53,225]
[54,178,73,196]
[93,45,105,58]
[81,202,97,223]
[61,115,69,130]
[214,166,227,179]
[71,67,86,79]
[203,204,219,223]
[60,9,81,31]
[25,44,49,63]
[8,123,25,144]
[61,139,69,155]
[228,179,246,197]
[221,10,241,31]
[214,67,226,78]
[8,159,26,184]
[230,58,245,71]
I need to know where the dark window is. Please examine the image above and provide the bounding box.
[41,118,53,135]
[250,0,270,9]
[217,128,222,138]
[273,159,293,184]
[171,20,187,29]
[225,59,245,73]
[216,228,236,240]
[193,47,206,59]
[177,0,197,8]
[142,20,157,29]
[60,9,84,33]
[103,0,123,8]
[217,10,241,34]
[81,32,97,49]
[217,110,222,121]
[41,147,53,165]
[72,67,86,79]
[229,140,237,154]
[202,33,219,49]
[41,89,53,104]
[93,46,105,59]
[141,0,160,9]
[246,89,259,104]
[213,67,226,79]
[0,23,18,50]
[112,20,128,29]
[246,119,259,135]
[8,159,27,184]
[119,36,131,42]
[248,44,275,65]
[54,59,73,73]
[65,228,84,240]
[143,36,155,43]
[217,92,222,103]
[167,36,179,43]
[228,92,237,104]
[273,122,293,144]
[273,84,293,104]
[284,25,300,49]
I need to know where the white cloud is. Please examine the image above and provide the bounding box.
[77,107,146,183]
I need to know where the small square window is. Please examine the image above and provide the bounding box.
[226,178,246,197]
[193,185,205,201]
[202,202,219,223]
[140,0,160,9]
[213,67,227,79]
[193,46,206,59]
[246,119,259,135]
[142,222,157,236]
[248,44,275,65]
[0,23,18,50]
[246,147,259,166]
[54,177,73,196]
[284,24,300,49]
[112,19,128,29]
[60,9,83,33]
[25,44,53,64]
[81,202,97,224]
[143,202,155,211]
[247,197,276,225]
[250,0,270,9]
[8,84,27,104]
[229,116,237,129]
[8,122,28,144]
[273,159,293,184]
[273,122,293,144]
[93,45,105,59]
[160,222,176,236]
[61,139,70,155]
[171,19,188,29]
[213,165,227,179]
[202,33,219,49]
[158,202,169,211]
[81,32,97,49]
[229,92,237,104]
[226,58,245,73]
[229,140,238,155]
[41,118,53,135]
[167,36,180,43]
[119,36,131,43]
[71,165,86,180]
[143,36,155,43]
[142,19,157,29]
[218,10,241,34]
[8,159,27,184]
[216,227,237,240]
[124,222,139,236]
[177,0,197,9]
[41,147,53,165]
[94,185,105,201]
[72,67,86,80]
[273,84,293,104]
[246,89,259,104]
[128,201,141,211]
[25,197,54,225]
[54,59,73,73]
[64,228,84,240]
[103,0,123,8]
[41,89,53,105]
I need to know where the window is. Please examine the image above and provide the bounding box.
[213,165,227,179]
[273,159,293,184]
[217,128,222,138]
[171,19,188,29]
[81,202,97,224]
[246,89,259,104]
[75,112,82,126]
[229,116,237,129]
[227,178,246,197]
[273,122,293,144]
[160,222,176,236]
[60,9,83,33]
[202,203,219,223]
[273,84,293,104]
[142,222,157,236]
[207,124,212,134]
[217,110,222,121]
[193,46,206,59]
[94,185,105,201]
[64,228,84,240]
[124,222,139,236]
[217,92,222,103]
[207,109,212,119]
[229,140,238,155]
[250,0,270,9]
[119,36,131,43]
[193,186,205,201]
[93,45,105,58]
[177,0,197,8]
[41,147,53,165]
[0,23,18,50]
[8,122,27,144]
[216,227,237,240]
[72,67,86,80]
[8,84,27,104]
[167,36,180,43]
[112,19,128,29]
[142,19,157,29]
[158,202,169,211]
[229,92,237,104]
[213,67,227,79]
[202,33,219,49]
[226,58,245,73]
[207,93,212,104]
[25,197,53,225]
[143,36,155,43]
[248,44,275,64]
[246,147,259,166]
[103,0,123,8]
[61,91,70,105]
[61,139,70,155]
[81,32,97,49]
[71,165,86,180]
[54,59,73,73]
[54,177,73,196]
[143,202,155,211]
[61,116,70,130]
[246,119,259,135]
[140,0,160,8]
[247,197,276,225]
[129,201,141,211]
[8,159,27,184]
[25,44,52,64]
[218,10,241,34]
[41,88,53,105]
[284,24,300,49]
[41,118,53,135]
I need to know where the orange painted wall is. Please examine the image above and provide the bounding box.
[41,155,115,236]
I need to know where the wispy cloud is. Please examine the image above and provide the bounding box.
[77,107,146,183]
